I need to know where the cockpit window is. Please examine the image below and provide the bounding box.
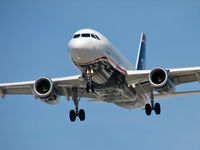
[81,33,90,37]
[73,34,80,38]
[95,35,100,40]
[91,34,96,39]
[73,33,100,40]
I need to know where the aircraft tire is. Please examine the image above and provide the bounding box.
[145,104,152,116]
[79,109,85,121]
[155,103,161,115]
[70,110,76,122]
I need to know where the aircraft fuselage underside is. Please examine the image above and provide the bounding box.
[75,59,148,109]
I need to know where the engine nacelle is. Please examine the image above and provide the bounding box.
[34,77,59,105]
[149,67,175,94]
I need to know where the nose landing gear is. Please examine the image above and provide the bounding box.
[86,69,94,93]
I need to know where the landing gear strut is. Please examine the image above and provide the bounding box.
[69,88,85,122]
[145,93,161,116]
[86,69,94,93]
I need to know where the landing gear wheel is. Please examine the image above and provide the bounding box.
[145,104,152,116]
[70,110,76,122]
[79,109,85,121]
[154,103,161,115]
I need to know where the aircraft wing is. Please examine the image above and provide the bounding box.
[0,75,96,99]
[126,67,200,98]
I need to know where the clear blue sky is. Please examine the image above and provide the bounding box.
[0,0,200,150]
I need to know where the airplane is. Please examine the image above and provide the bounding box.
[1,28,200,122]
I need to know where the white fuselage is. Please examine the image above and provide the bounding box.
[68,29,149,109]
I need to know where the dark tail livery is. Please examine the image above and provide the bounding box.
[135,33,146,70]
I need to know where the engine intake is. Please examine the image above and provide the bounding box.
[149,67,175,94]
[34,77,59,105]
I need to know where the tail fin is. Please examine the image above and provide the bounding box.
[135,33,146,70]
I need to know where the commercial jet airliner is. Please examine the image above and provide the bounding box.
[1,29,200,122]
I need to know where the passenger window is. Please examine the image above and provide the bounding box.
[95,35,100,40]
[81,33,90,37]
[73,34,80,38]
[91,34,96,39]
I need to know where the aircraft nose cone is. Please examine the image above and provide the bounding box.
[68,39,91,52]
[68,39,93,63]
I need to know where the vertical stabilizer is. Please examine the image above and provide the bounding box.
[135,33,146,70]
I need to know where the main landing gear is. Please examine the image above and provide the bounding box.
[145,94,161,116]
[69,88,85,122]
[86,69,94,93]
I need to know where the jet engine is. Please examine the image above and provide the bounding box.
[149,67,175,94]
[33,77,59,104]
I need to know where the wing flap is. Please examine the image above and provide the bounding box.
[169,67,200,85]
[0,81,34,96]
[154,90,200,99]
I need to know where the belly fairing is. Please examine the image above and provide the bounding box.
[74,58,149,109]
[114,95,149,109]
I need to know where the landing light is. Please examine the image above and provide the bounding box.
[86,69,89,74]
[91,69,94,74]
[132,83,136,88]
[128,84,136,88]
